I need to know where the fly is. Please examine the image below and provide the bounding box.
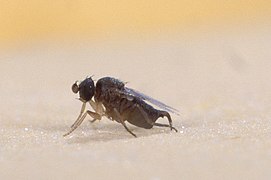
[64,77,179,137]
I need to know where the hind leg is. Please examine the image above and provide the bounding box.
[137,106,178,132]
[158,111,178,131]
[153,122,178,132]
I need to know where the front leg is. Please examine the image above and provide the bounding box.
[70,102,86,128]
[89,100,97,111]
[64,110,102,137]
[89,100,105,115]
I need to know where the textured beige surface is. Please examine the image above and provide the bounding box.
[1,24,271,179]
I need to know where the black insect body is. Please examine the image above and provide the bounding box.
[64,77,179,137]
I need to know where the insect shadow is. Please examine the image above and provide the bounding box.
[65,121,177,144]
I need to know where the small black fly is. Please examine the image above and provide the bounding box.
[64,77,179,137]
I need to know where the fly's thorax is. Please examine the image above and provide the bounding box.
[94,77,125,102]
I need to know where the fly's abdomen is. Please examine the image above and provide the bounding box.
[122,98,160,129]
[126,107,153,129]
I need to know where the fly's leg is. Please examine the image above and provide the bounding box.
[88,101,105,124]
[70,102,86,128]
[137,105,178,132]
[64,110,101,137]
[89,100,98,112]
[89,101,105,115]
[89,119,97,123]
[153,123,178,132]
[87,110,102,123]
[64,112,87,137]
[158,111,178,132]
[113,108,137,137]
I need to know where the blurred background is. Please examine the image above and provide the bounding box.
[1,1,271,179]
[1,0,270,47]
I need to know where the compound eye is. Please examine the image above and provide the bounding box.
[71,82,79,93]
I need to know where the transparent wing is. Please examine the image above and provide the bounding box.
[124,87,180,115]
